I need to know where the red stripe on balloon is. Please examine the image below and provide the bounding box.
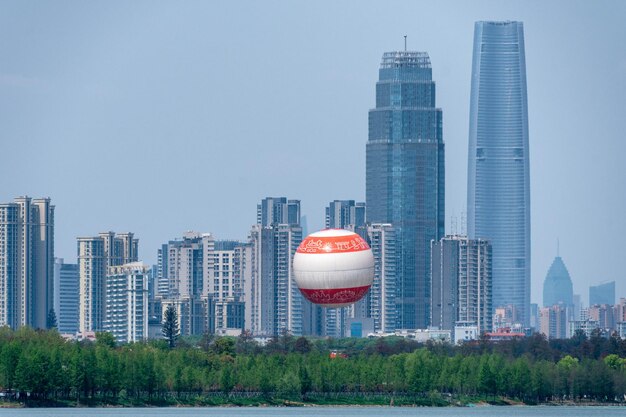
[297,234,370,254]
[299,285,371,305]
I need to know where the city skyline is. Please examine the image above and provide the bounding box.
[2,2,626,306]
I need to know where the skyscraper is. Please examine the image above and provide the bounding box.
[543,256,573,308]
[467,21,531,325]
[0,196,54,330]
[367,50,445,329]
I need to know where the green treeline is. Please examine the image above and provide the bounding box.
[1,327,626,406]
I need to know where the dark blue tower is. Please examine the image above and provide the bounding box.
[366,51,445,329]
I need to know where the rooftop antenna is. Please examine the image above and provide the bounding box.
[557,238,560,257]
[404,35,407,51]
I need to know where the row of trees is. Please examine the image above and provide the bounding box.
[1,327,626,404]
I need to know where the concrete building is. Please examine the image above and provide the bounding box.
[53,258,79,334]
[78,231,138,332]
[104,262,149,343]
[431,236,492,334]
[207,240,245,334]
[0,196,54,329]
[588,304,617,332]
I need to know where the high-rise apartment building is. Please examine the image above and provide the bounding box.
[590,281,615,306]
[0,196,54,329]
[467,21,531,325]
[367,223,397,333]
[53,258,79,334]
[245,197,304,336]
[159,232,213,335]
[104,262,149,343]
[208,240,245,334]
[430,236,492,334]
[543,256,573,308]
[367,50,445,329]
[78,231,138,332]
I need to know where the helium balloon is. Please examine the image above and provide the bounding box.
[293,229,374,308]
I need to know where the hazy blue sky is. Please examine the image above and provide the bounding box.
[2,1,625,306]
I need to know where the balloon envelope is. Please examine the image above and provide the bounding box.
[293,229,374,308]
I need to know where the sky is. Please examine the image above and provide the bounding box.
[1,1,625,306]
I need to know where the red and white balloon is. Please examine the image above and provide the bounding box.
[293,229,374,308]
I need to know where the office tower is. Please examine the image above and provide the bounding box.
[539,305,567,339]
[53,258,79,334]
[159,232,213,335]
[430,236,492,334]
[367,50,445,329]
[208,240,245,334]
[572,294,582,321]
[590,281,615,306]
[104,262,149,343]
[245,197,303,336]
[0,196,54,330]
[367,223,397,333]
[467,21,531,325]
[320,200,367,337]
[543,256,573,307]
[78,231,138,332]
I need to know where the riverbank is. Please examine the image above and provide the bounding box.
[0,393,623,408]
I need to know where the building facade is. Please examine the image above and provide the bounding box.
[367,50,445,329]
[104,262,149,343]
[0,197,54,329]
[78,231,138,332]
[467,21,531,325]
[53,258,79,334]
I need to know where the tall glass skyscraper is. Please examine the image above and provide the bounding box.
[467,21,531,325]
[367,51,445,329]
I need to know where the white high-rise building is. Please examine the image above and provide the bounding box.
[367,223,396,333]
[0,196,54,329]
[78,232,138,332]
[104,262,149,343]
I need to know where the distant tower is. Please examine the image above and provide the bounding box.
[542,256,573,307]
[467,21,531,325]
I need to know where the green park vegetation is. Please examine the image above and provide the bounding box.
[1,326,626,407]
